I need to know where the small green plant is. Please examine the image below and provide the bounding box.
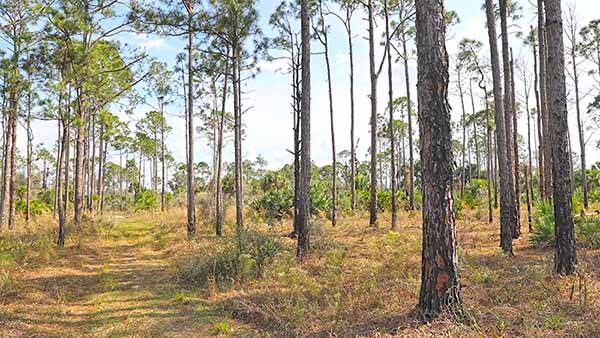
[214,319,231,334]
[134,190,158,211]
[463,179,488,209]
[177,230,283,287]
[576,216,600,249]
[530,201,555,247]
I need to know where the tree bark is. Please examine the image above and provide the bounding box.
[233,46,244,233]
[384,0,397,229]
[367,0,378,227]
[26,70,33,223]
[402,32,415,211]
[416,0,462,321]
[544,0,577,275]
[459,67,467,199]
[568,23,588,209]
[186,10,196,237]
[499,0,519,240]
[538,0,553,200]
[216,55,229,237]
[485,0,514,255]
[510,49,521,238]
[531,26,544,199]
[297,0,311,258]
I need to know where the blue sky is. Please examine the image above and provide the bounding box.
[14,0,600,173]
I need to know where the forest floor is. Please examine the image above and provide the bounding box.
[1,209,600,337]
[0,214,255,337]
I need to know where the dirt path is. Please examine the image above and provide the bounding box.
[0,218,244,338]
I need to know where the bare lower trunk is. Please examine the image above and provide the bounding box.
[459,68,467,199]
[416,0,462,321]
[385,0,396,229]
[510,49,521,238]
[297,0,311,258]
[538,0,553,200]
[215,56,229,237]
[402,32,415,211]
[545,0,577,275]
[347,8,357,213]
[186,14,196,237]
[500,0,519,240]
[486,0,514,255]
[233,48,243,232]
[367,0,378,227]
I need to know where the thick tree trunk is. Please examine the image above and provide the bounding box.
[416,0,462,321]
[485,0,514,255]
[500,0,520,239]
[544,0,577,275]
[297,0,311,258]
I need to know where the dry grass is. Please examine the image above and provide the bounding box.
[1,206,599,337]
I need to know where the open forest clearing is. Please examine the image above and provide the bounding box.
[1,207,599,337]
[2,0,600,336]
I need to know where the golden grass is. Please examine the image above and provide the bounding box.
[0,206,599,337]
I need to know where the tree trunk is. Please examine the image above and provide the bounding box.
[186,13,196,237]
[459,68,467,199]
[570,29,588,209]
[367,0,378,227]
[416,0,462,321]
[57,119,69,247]
[216,55,229,237]
[531,26,544,199]
[485,0,514,255]
[297,0,311,258]
[499,0,519,240]
[74,86,86,229]
[544,0,577,275]
[538,0,553,200]
[26,71,33,223]
[160,98,166,212]
[510,49,521,238]
[346,7,357,213]
[233,47,244,232]
[402,31,415,211]
[384,0,396,229]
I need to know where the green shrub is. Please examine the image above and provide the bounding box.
[530,201,600,249]
[177,230,283,287]
[464,179,488,209]
[134,190,158,211]
[576,216,600,249]
[530,201,554,247]
[15,199,51,216]
[238,229,284,277]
